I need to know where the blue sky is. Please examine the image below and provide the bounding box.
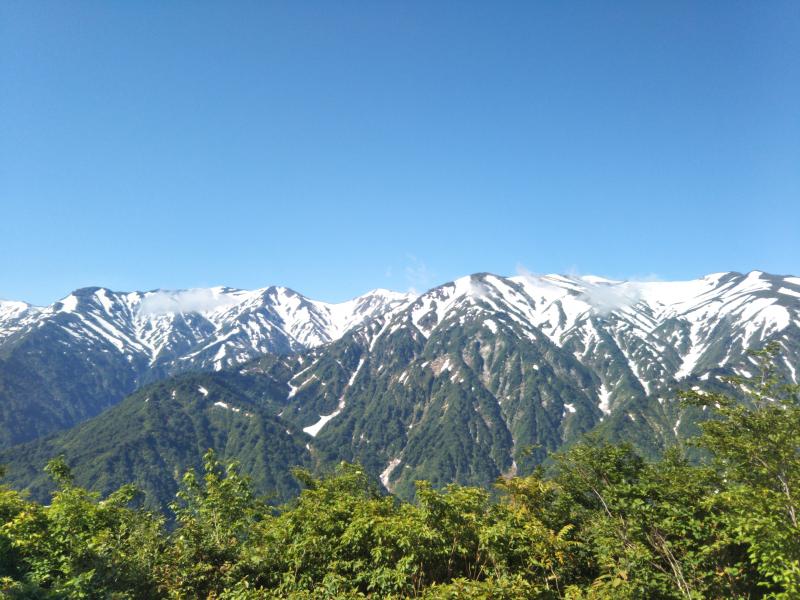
[1,2,798,305]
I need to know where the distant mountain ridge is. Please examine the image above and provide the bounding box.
[0,285,413,365]
[1,270,798,505]
[0,284,412,447]
[259,270,800,495]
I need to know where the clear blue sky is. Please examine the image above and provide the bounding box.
[2,2,798,305]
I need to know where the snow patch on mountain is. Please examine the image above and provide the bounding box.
[380,458,402,489]
[303,407,341,437]
[598,384,612,415]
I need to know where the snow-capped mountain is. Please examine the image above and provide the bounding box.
[0,300,38,343]
[243,270,800,495]
[1,271,798,456]
[0,285,413,447]
[1,270,798,500]
[397,270,800,408]
[1,285,412,369]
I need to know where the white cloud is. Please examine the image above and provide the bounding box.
[576,273,662,315]
[516,263,658,316]
[515,264,544,286]
[138,288,236,316]
[466,277,491,298]
[404,255,436,295]
[577,281,643,315]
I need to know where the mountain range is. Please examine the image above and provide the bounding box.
[0,285,410,447]
[1,270,798,507]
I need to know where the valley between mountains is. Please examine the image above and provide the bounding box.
[1,270,798,508]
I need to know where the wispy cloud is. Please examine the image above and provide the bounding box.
[575,270,662,315]
[466,276,491,298]
[515,264,544,285]
[404,255,436,295]
[576,281,642,315]
[138,288,236,315]
[516,263,660,316]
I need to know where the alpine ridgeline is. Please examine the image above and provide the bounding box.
[1,271,799,503]
[0,286,411,447]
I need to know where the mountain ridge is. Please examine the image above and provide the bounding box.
[1,269,798,505]
[0,284,413,447]
[265,270,799,495]
[1,270,797,447]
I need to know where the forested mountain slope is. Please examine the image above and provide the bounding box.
[3,270,797,504]
[0,367,313,508]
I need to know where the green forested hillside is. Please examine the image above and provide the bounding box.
[0,325,145,448]
[0,367,313,509]
[2,355,799,598]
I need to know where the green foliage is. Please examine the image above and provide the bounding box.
[681,342,800,598]
[160,450,266,598]
[1,353,799,597]
[0,372,313,509]
[2,457,164,598]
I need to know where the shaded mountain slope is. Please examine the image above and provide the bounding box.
[0,368,313,509]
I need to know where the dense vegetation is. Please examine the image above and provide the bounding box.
[2,349,798,598]
[0,370,312,509]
